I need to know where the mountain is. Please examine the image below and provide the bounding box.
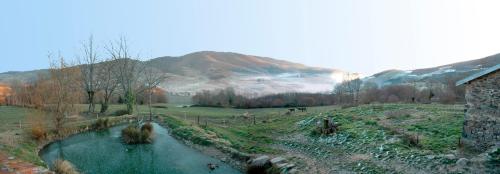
[3,51,497,96]
[0,51,344,95]
[364,53,500,87]
[146,51,342,94]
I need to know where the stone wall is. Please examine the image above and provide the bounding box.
[462,70,500,151]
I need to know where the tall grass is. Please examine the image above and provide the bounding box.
[53,159,79,174]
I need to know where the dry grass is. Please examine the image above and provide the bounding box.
[30,124,47,141]
[26,111,48,141]
[384,109,414,119]
[121,123,154,144]
[53,159,79,174]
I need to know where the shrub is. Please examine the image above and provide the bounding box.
[404,134,421,147]
[53,159,79,174]
[113,109,129,116]
[121,124,154,144]
[92,118,109,130]
[364,120,378,126]
[122,125,142,144]
[31,123,47,141]
[141,122,153,133]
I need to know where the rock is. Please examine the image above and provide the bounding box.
[270,157,286,165]
[7,156,15,160]
[248,155,271,168]
[288,168,299,174]
[247,155,272,173]
[285,163,296,169]
[207,163,218,170]
[425,155,435,160]
[276,162,288,169]
[456,158,469,166]
[444,154,456,160]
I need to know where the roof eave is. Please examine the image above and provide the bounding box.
[455,64,500,86]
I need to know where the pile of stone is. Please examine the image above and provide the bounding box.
[246,155,298,174]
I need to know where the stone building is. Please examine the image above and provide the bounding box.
[456,64,500,151]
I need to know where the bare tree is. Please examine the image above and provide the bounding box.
[106,37,143,114]
[97,58,118,113]
[78,35,100,114]
[351,78,362,104]
[48,54,81,134]
[332,73,362,105]
[142,65,165,120]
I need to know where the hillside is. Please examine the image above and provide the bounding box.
[147,51,342,94]
[364,53,500,87]
[0,51,343,95]
[2,51,498,95]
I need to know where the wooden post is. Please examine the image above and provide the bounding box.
[19,120,21,129]
[197,115,200,125]
[323,118,329,134]
[253,115,256,125]
[205,120,208,127]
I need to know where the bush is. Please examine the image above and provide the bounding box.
[141,122,153,133]
[53,159,79,174]
[93,118,109,130]
[31,123,47,141]
[121,124,154,144]
[122,125,142,144]
[113,109,129,116]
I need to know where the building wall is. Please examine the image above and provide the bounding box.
[462,70,500,150]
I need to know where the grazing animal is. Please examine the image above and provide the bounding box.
[298,107,307,112]
[242,112,250,119]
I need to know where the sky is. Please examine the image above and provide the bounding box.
[1,0,500,76]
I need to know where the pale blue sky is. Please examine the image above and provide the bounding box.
[1,0,500,75]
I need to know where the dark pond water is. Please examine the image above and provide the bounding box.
[40,123,241,174]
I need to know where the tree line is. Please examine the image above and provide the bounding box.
[192,76,465,108]
[4,36,167,134]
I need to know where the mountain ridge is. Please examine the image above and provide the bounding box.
[364,53,500,87]
[1,51,498,94]
[0,51,343,94]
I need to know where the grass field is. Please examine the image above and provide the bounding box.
[150,103,470,173]
[0,103,486,173]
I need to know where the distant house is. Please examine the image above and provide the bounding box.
[456,64,500,150]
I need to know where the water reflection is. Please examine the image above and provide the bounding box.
[40,123,240,174]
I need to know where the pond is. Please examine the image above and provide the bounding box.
[40,123,241,174]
